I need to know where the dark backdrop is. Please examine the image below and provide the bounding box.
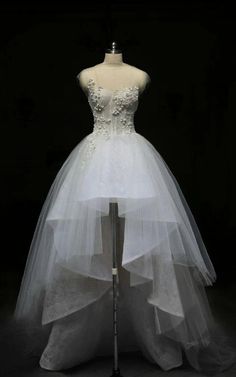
[0,0,235,317]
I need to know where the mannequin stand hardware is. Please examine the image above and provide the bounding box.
[109,202,124,377]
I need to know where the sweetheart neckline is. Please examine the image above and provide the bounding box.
[87,78,139,95]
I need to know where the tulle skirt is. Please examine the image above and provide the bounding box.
[13,130,236,373]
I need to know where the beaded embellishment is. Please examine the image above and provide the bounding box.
[87,78,139,117]
[112,86,139,115]
[87,79,105,112]
[79,78,139,170]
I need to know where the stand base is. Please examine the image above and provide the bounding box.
[110,367,123,376]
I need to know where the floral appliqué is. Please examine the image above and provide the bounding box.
[79,78,139,170]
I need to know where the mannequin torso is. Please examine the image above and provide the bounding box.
[77,53,151,96]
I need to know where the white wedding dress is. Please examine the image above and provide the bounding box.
[13,72,236,373]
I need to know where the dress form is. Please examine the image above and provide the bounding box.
[77,52,151,95]
[76,42,152,377]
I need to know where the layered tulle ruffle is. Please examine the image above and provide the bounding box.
[14,131,236,373]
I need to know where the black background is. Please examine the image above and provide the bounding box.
[0,0,236,317]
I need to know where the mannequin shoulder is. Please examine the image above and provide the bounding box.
[76,67,94,93]
[126,65,151,93]
[136,69,151,93]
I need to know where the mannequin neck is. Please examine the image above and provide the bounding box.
[103,53,123,65]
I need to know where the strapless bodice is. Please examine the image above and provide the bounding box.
[87,78,139,136]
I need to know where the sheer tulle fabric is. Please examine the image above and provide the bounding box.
[14,131,236,372]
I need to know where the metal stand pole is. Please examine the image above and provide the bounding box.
[109,202,123,377]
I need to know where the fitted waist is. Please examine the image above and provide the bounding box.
[93,114,136,136]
